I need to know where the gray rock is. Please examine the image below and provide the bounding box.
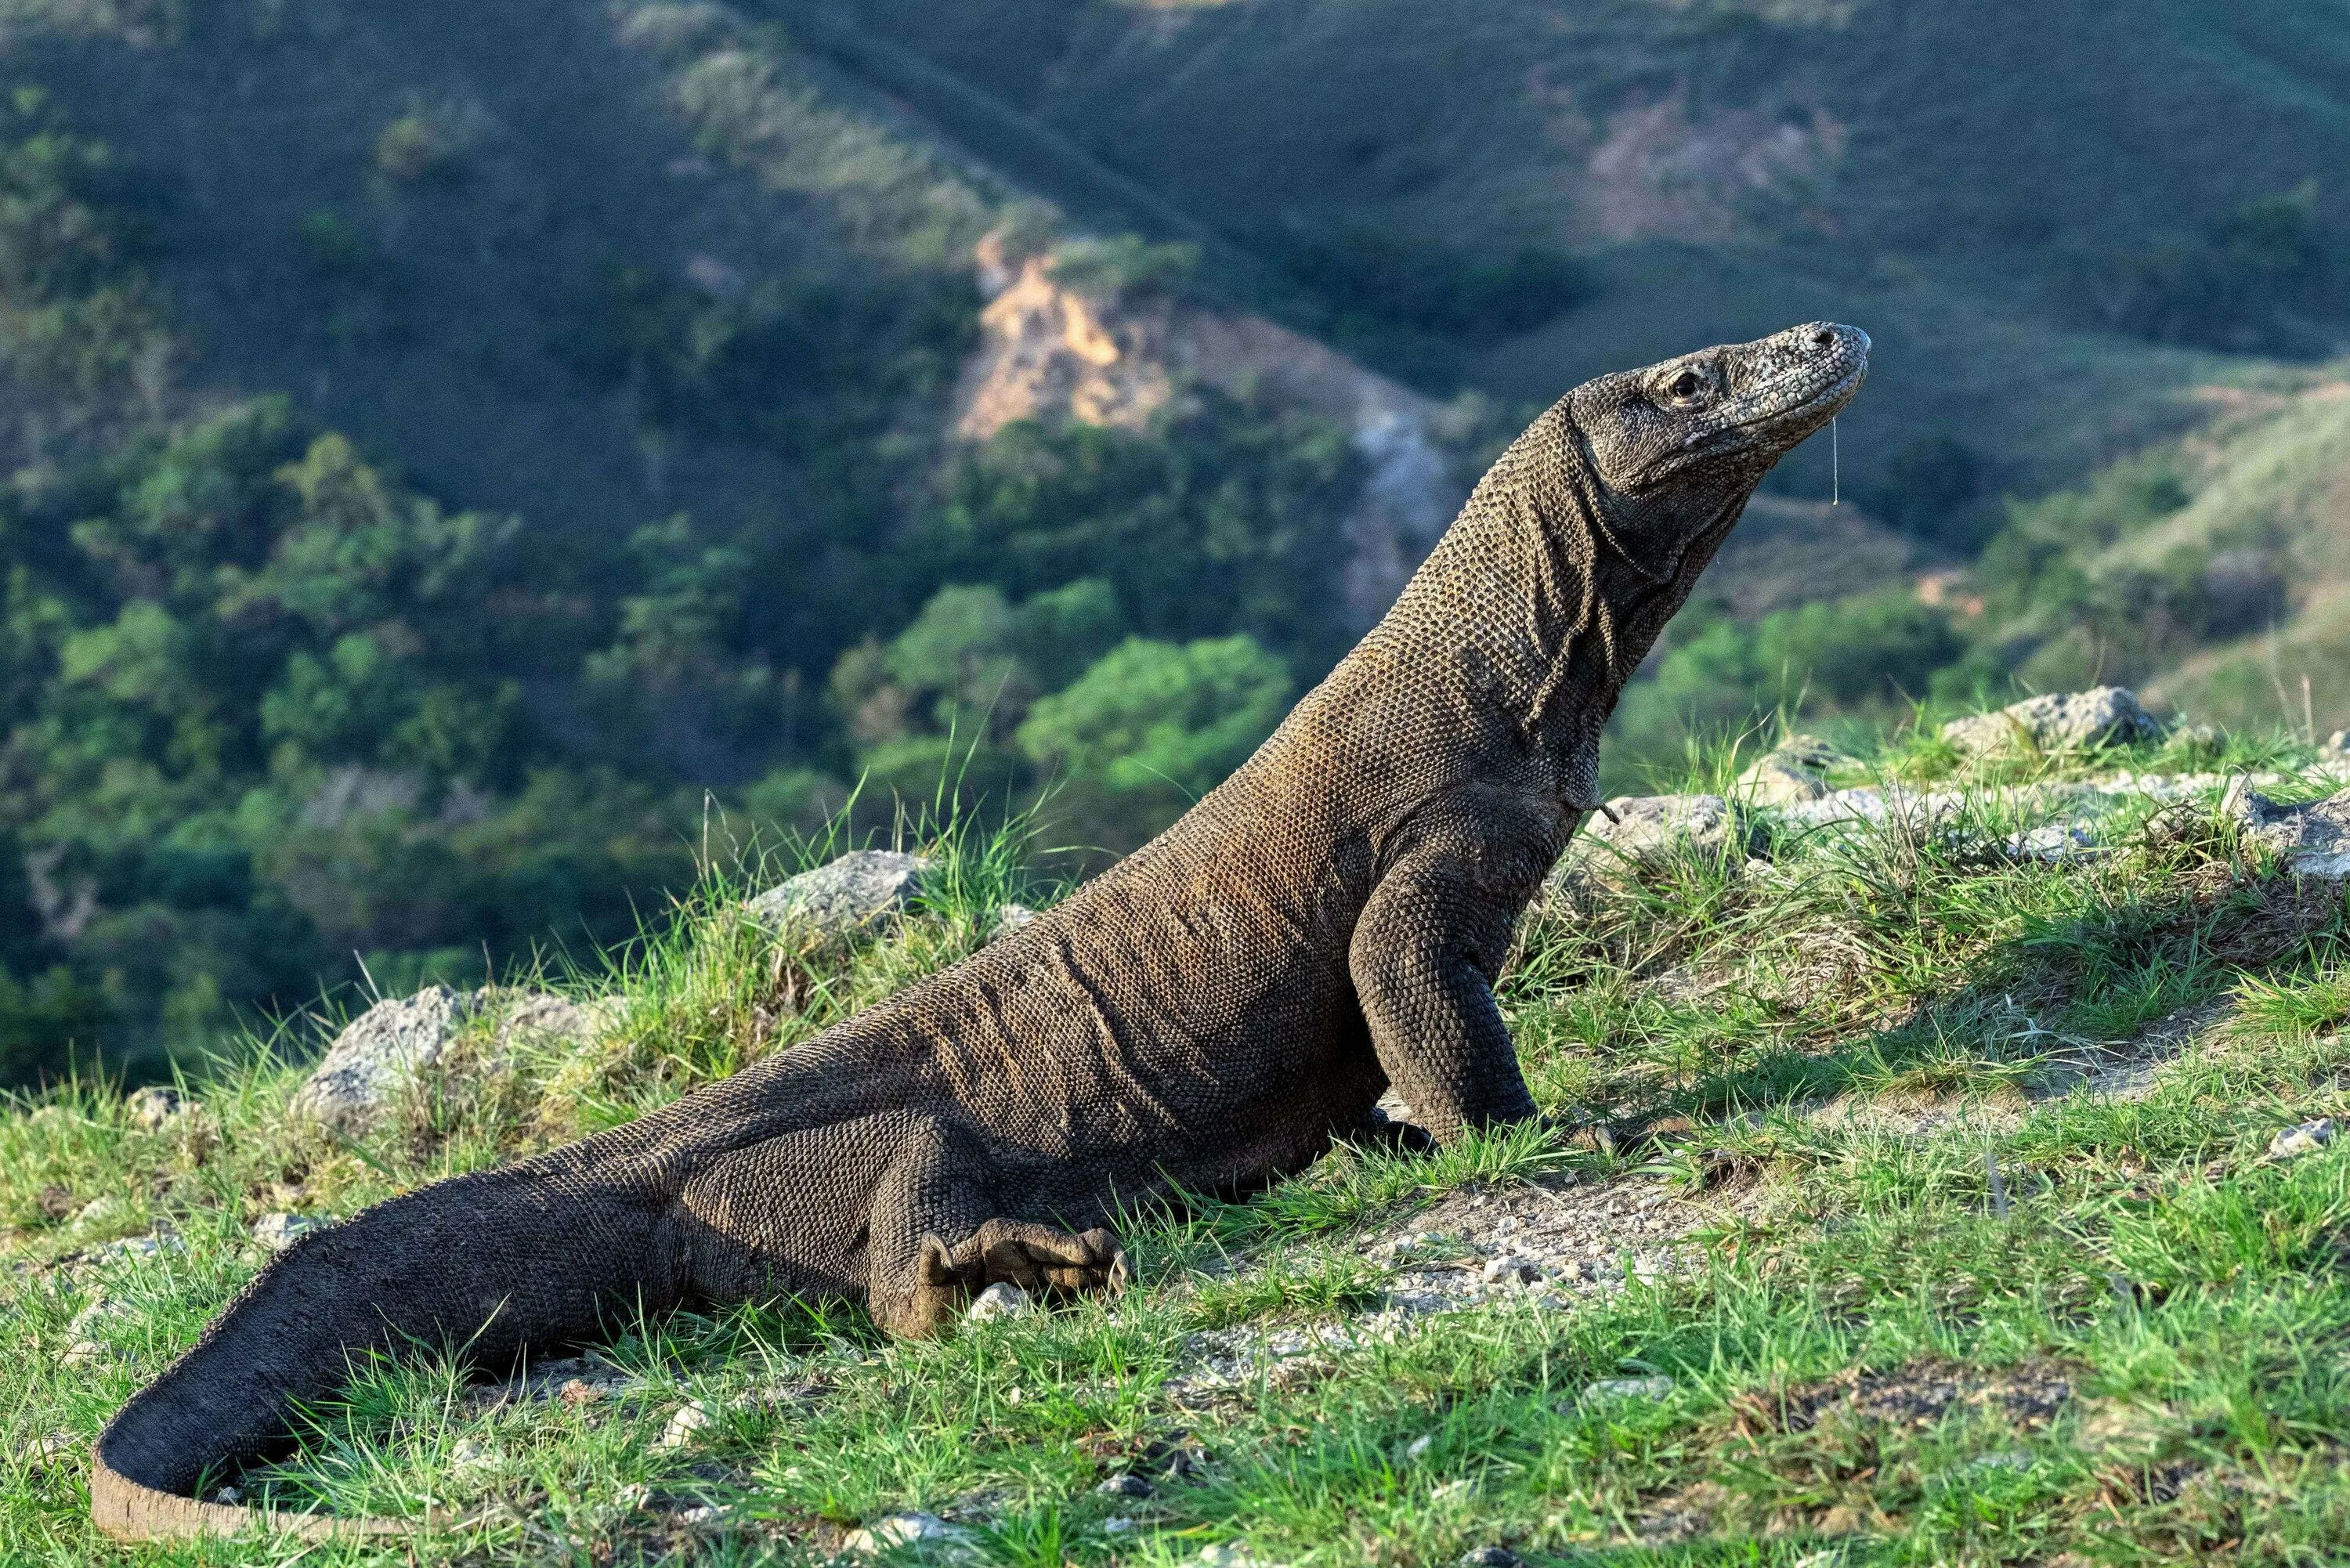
[1097,1472,1154,1498]
[494,992,618,1057]
[657,1400,714,1451]
[2270,1118,2336,1160]
[1197,1547,1285,1568]
[92,1233,183,1263]
[840,1511,971,1557]
[746,850,937,935]
[71,1194,126,1230]
[991,902,1039,940]
[290,985,472,1133]
[966,1281,1036,1322]
[125,1085,187,1131]
[1481,1256,1544,1287]
[1734,735,1844,805]
[2006,823,2102,863]
[1550,796,1751,901]
[1461,1550,1524,1568]
[251,1212,321,1251]
[2229,786,2350,879]
[1596,793,1742,859]
[1942,686,2158,757]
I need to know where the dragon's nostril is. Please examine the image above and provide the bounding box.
[1811,326,1838,349]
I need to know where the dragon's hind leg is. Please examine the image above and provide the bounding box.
[862,1114,1126,1338]
[672,1110,1126,1339]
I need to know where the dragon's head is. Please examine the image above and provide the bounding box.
[1564,320,1869,583]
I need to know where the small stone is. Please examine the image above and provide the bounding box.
[1198,1545,1284,1568]
[1401,1433,1434,1463]
[31,1430,74,1466]
[657,1400,714,1451]
[841,1511,968,1555]
[251,1212,321,1251]
[2008,822,2102,863]
[1461,1550,1524,1568]
[2326,729,2350,756]
[1481,1256,1543,1287]
[745,851,936,935]
[62,1339,107,1366]
[1735,735,1844,805]
[448,1437,489,1468]
[992,902,1039,939]
[2270,1118,2336,1160]
[676,1504,725,1525]
[125,1086,187,1130]
[212,1486,243,1505]
[1097,1472,1154,1498]
[966,1281,1035,1323]
[92,1233,182,1263]
[72,1194,126,1230]
[1970,1450,2034,1472]
[1583,1375,1676,1403]
[1104,1516,1138,1534]
[559,1377,608,1406]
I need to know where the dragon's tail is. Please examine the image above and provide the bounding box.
[92,1151,684,1540]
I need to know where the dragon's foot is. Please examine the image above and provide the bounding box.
[963,1219,1130,1299]
[888,1219,1128,1336]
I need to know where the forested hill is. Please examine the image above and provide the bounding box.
[0,0,2343,1084]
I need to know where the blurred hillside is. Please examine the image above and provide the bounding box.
[0,0,2342,1080]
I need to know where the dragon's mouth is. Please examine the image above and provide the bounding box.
[1724,355,1868,439]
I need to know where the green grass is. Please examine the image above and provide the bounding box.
[10,728,2350,1563]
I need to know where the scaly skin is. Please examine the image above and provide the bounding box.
[93,322,1868,1538]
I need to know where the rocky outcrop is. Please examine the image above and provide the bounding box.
[951,230,1462,628]
[1587,794,1748,863]
[954,236,1173,438]
[2228,783,2350,879]
[1941,687,2160,757]
[290,986,472,1133]
[746,850,937,934]
[291,986,613,1132]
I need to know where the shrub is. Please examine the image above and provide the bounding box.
[1018,634,1293,797]
[373,101,482,185]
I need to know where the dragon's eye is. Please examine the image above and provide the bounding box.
[1665,369,1704,400]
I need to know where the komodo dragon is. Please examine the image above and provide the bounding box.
[94,321,1867,1540]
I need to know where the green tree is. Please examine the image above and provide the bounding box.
[1018,635,1293,797]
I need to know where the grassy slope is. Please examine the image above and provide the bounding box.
[2135,383,2350,732]
[12,724,2350,1563]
